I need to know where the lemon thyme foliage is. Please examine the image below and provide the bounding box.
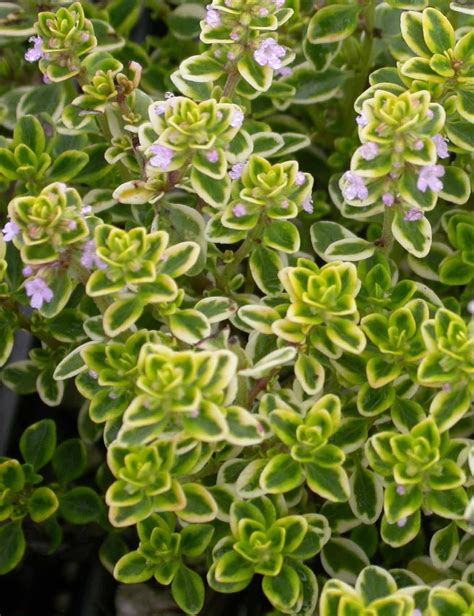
[0,0,472,614]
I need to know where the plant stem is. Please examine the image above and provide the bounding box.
[222,67,240,99]
[377,206,395,254]
[343,0,376,131]
[222,228,259,285]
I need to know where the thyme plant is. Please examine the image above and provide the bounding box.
[0,0,472,614]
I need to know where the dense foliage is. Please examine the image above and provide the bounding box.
[0,0,473,614]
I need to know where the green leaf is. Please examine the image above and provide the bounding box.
[392,210,431,258]
[249,245,283,294]
[321,538,369,585]
[0,523,25,574]
[263,221,300,254]
[326,318,366,355]
[429,386,471,432]
[262,563,301,612]
[251,131,285,157]
[159,204,206,276]
[295,352,325,396]
[47,150,89,182]
[348,466,383,524]
[380,510,420,547]
[400,11,431,57]
[180,54,224,83]
[310,220,375,261]
[307,5,361,44]
[171,564,205,615]
[240,347,297,379]
[357,382,396,417]
[103,298,143,337]
[439,253,473,286]
[13,115,45,156]
[0,148,18,180]
[429,522,459,569]
[52,439,87,484]
[287,67,346,104]
[53,342,94,380]
[356,566,397,604]
[20,419,56,471]
[169,309,211,344]
[2,360,40,394]
[384,483,422,524]
[37,367,65,407]
[429,588,468,616]
[28,486,59,522]
[211,549,254,587]
[190,166,231,209]
[425,488,468,520]
[160,241,201,278]
[60,487,103,524]
[438,167,471,205]
[114,551,154,583]
[39,270,74,318]
[260,454,305,494]
[422,7,455,54]
[177,484,217,523]
[167,3,204,39]
[181,400,227,442]
[237,53,272,92]
[305,462,350,502]
[180,524,214,558]
[195,296,237,323]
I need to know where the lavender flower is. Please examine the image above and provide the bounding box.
[277,67,293,77]
[81,240,106,270]
[396,485,406,495]
[382,193,394,206]
[230,107,244,128]
[229,162,245,180]
[232,204,246,217]
[397,517,407,528]
[404,208,424,222]
[207,150,219,163]
[230,32,239,41]
[427,109,434,120]
[2,221,19,242]
[25,36,44,62]
[413,139,424,151]
[274,0,285,7]
[359,142,379,161]
[205,6,221,27]
[81,205,93,215]
[149,144,174,171]
[356,114,368,127]
[254,38,286,70]
[295,171,305,186]
[302,197,314,213]
[25,278,53,309]
[341,171,369,201]
[259,7,269,16]
[154,102,166,116]
[22,266,33,277]
[417,164,445,193]
[433,134,449,159]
